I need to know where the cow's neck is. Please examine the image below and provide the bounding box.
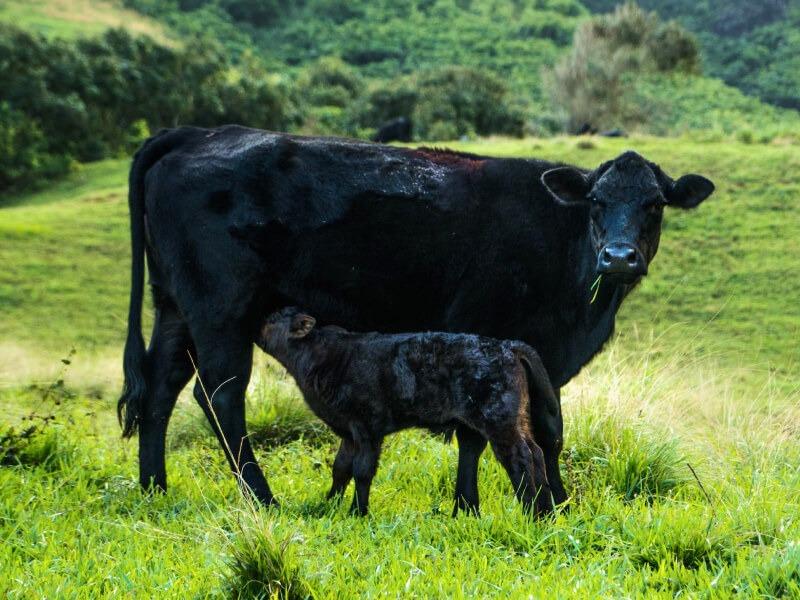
[544,219,626,386]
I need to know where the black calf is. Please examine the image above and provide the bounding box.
[257,307,560,517]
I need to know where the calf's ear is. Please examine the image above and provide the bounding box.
[290,314,316,338]
[541,167,591,206]
[667,174,714,209]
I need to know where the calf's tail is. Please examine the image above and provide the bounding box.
[117,128,196,437]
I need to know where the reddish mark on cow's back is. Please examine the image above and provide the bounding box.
[412,147,486,173]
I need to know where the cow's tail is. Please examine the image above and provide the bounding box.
[118,128,195,438]
[511,343,559,420]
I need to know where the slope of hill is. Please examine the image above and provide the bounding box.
[0,0,174,43]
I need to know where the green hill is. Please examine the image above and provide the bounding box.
[2,0,799,196]
[0,0,174,42]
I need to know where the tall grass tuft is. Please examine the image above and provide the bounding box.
[228,517,314,600]
[568,414,685,502]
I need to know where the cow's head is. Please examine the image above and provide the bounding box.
[541,150,714,283]
[258,307,316,352]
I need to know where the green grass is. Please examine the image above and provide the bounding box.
[1,136,799,597]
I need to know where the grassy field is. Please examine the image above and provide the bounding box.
[0,0,174,43]
[1,136,799,597]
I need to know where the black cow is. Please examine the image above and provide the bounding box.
[118,125,714,508]
[372,117,412,143]
[256,307,558,516]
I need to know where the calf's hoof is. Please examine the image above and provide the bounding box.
[452,497,480,518]
[349,502,369,517]
[534,487,555,517]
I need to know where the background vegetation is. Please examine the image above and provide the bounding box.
[1,0,799,195]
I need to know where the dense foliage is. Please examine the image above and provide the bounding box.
[545,3,700,131]
[2,1,799,194]
[0,24,296,194]
[582,0,800,110]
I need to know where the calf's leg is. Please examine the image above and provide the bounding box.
[349,428,382,516]
[327,438,355,500]
[490,435,553,516]
[453,425,488,516]
[530,386,567,506]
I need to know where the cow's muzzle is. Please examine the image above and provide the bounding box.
[597,242,647,281]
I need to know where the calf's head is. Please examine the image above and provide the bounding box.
[258,307,316,353]
[541,150,714,283]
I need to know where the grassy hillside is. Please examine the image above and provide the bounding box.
[1,136,797,389]
[0,0,174,42]
[2,137,799,596]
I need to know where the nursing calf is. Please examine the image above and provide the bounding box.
[257,307,559,517]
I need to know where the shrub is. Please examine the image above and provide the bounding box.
[544,2,700,132]
[353,66,524,140]
[297,56,363,111]
[0,24,297,193]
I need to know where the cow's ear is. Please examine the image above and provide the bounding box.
[290,313,316,338]
[667,174,714,209]
[541,167,591,206]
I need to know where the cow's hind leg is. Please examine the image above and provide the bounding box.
[139,298,194,492]
[192,332,276,506]
[453,425,488,516]
[327,438,355,500]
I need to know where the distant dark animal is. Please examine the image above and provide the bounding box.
[372,117,412,143]
[576,122,597,135]
[118,125,714,509]
[256,307,557,517]
[600,129,627,138]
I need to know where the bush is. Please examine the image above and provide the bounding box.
[544,2,700,132]
[0,24,297,194]
[0,103,73,195]
[352,66,524,140]
[297,56,363,110]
